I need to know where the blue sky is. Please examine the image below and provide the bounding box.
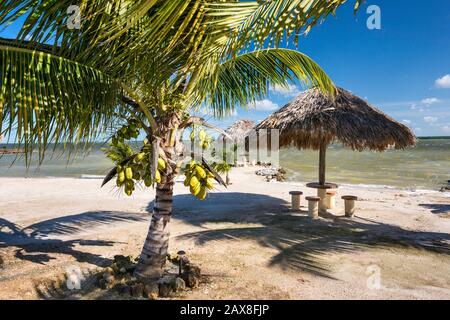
[2,1,450,137]
[203,0,450,137]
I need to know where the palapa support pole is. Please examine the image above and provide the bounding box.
[317,143,327,213]
[319,142,326,186]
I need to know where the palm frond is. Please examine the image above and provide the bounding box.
[197,48,335,117]
[0,1,357,102]
[0,44,124,163]
[205,0,363,51]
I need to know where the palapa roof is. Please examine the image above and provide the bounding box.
[220,119,255,142]
[255,87,416,151]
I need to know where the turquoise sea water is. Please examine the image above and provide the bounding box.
[280,138,450,190]
[1,139,449,190]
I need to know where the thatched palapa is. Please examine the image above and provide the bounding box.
[256,87,415,151]
[256,87,416,185]
[220,119,255,143]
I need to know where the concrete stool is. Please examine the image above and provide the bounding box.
[289,191,303,211]
[326,190,337,209]
[342,195,358,217]
[305,196,320,219]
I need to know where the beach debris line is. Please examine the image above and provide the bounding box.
[439,180,450,192]
[255,166,286,182]
[0,146,25,154]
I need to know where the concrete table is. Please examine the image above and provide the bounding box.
[306,182,338,214]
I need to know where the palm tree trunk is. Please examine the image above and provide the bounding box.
[134,175,174,281]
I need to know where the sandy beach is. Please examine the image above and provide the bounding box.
[1,167,450,300]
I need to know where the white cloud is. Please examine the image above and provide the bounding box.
[423,116,438,124]
[270,84,300,97]
[421,97,441,105]
[441,125,450,133]
[248,99,279,111]
[435,74,450,89]
[402,119,411,125]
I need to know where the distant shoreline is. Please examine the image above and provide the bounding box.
[417,136,450,140]
[0,136,449,147]
[0,148,24,154]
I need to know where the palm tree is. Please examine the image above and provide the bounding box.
[0,0,361,281]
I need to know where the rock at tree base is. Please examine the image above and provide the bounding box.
[113,255,136,273]
[104,267,114,275]
[144,283,159,300]
[110,263,119,274]
[114,284,131,296]
[159,283,172,297]
[183,273,199,288]
[182,264,201,288]
[131,283,145,298]
[95,254,199,298]
[103,273,115,282]
[99,279,113,290]
[173,277,186,292]
[148,292,158,300]
[157,275,176,297]
[184,264,201,277]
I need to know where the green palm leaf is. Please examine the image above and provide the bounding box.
[0,44,124,163]
[206,0,363,50]
[199,48,335,117]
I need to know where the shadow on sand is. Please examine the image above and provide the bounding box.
[148,192,450,279]
[0,211,146,267]
[419,203,450,215]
